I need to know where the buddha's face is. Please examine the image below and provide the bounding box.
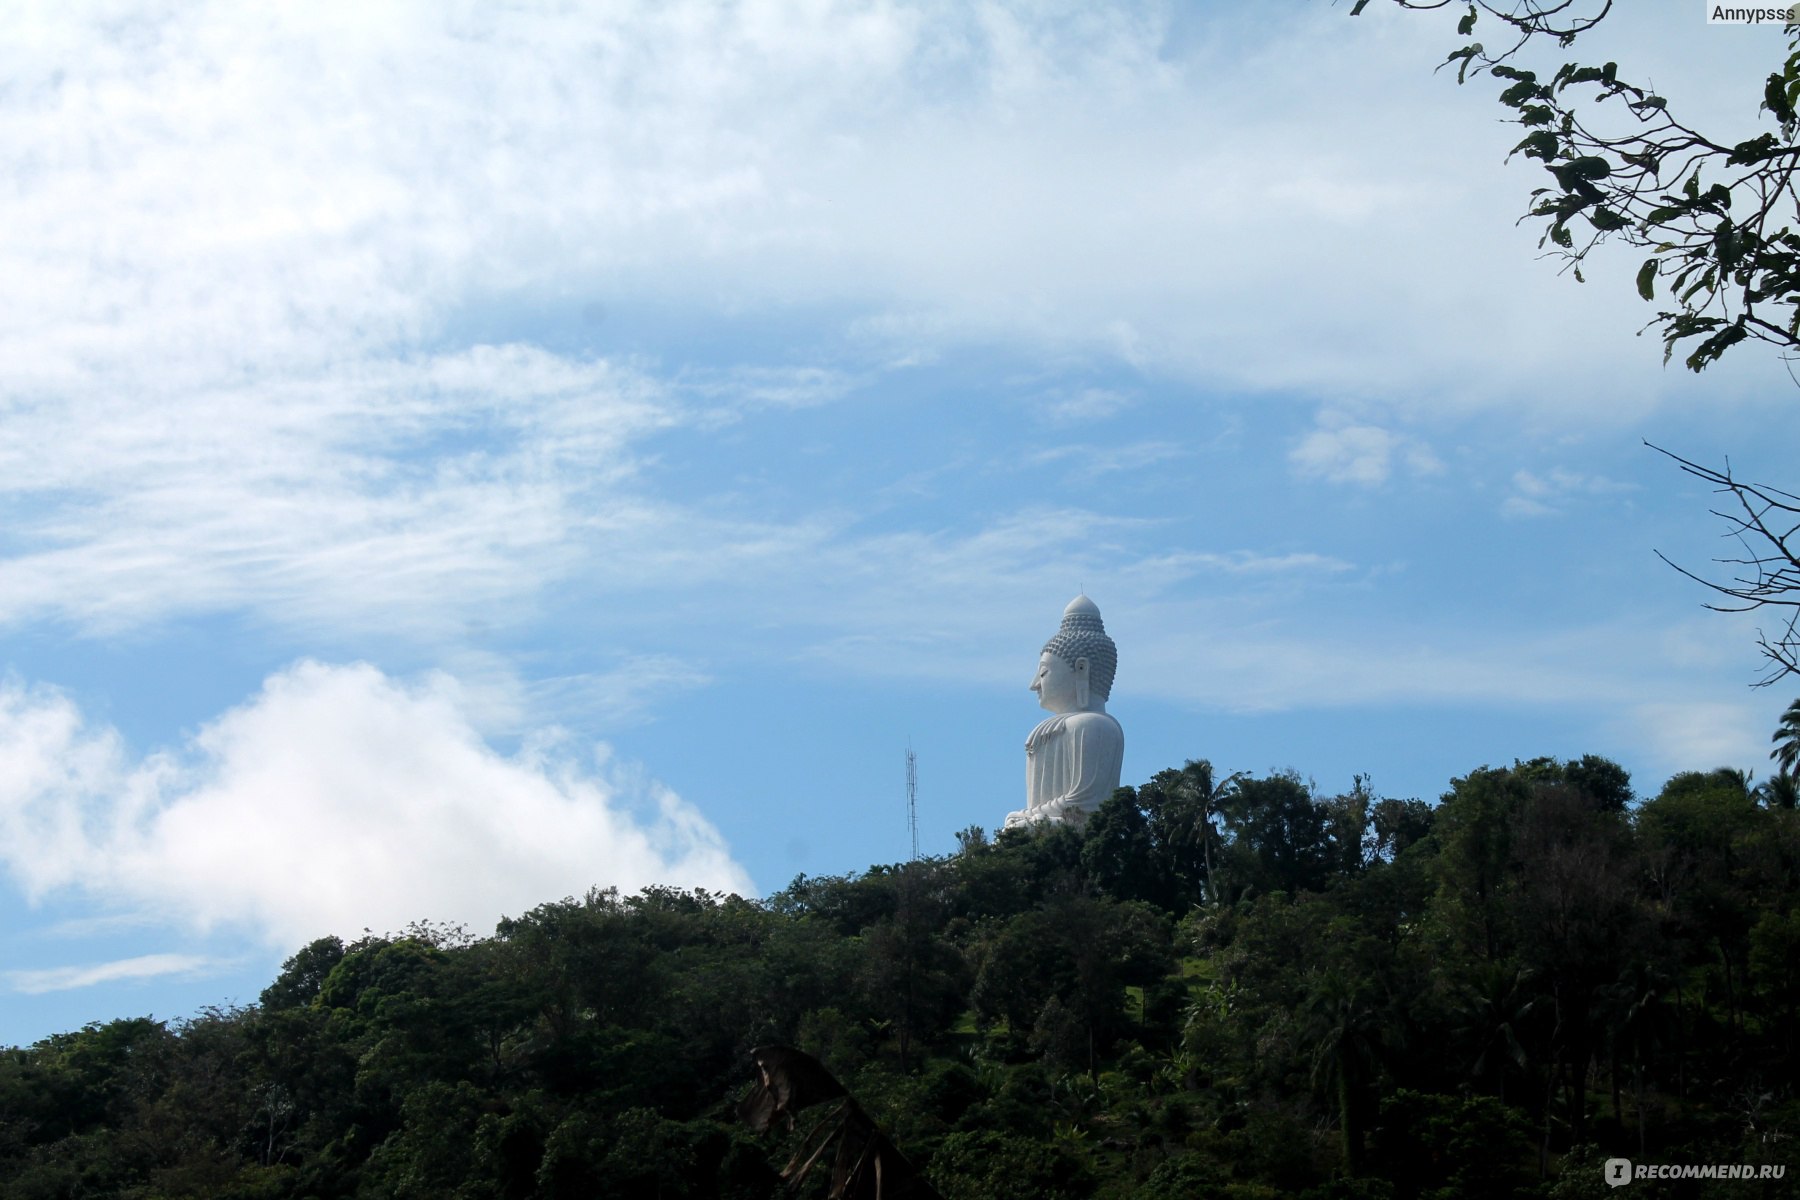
[1030,651,1083,714]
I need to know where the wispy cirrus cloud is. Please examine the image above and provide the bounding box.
[1501,467,1636,519]
[0,346,680,637]
[7,954,221,996]
[0,1,1775,654]
[1041,388,1136,424]
[1026,440,1186,477]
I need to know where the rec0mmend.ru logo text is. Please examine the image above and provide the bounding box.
[1605,1158,1788,1186]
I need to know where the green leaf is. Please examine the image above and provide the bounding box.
[1449,42,1483,84]
[1679,269,1718,304]
[1660,312,1724,366]
[1715,224,1754,270]
[1589,207,1628,232]
[1457,5,1476,35]
[1547,165,1602,198]
[1727,133,1781,166]
[1512,130,1559,162]
[1765,72,1797,124]
[1685,323,1749,371]
[1519,105,1554,126]
[1497,74,1541,106]
[1636,259,1658,301]
[1349,0,1370,14]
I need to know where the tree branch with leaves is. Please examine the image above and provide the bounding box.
[1351,1,1800,371]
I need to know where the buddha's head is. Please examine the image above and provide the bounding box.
[1030,594,1117,713]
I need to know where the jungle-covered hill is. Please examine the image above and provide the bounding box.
[3,755,1797,1199]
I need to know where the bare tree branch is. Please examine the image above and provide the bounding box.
[1650,442,1800,685]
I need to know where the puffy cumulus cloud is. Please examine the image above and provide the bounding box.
[0,663,753,949]
[1289,414,1443,487]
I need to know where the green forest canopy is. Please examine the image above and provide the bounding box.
[3,752,1798,1199]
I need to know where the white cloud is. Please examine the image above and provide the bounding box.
[1026,440,1185,476]
[1290,416,1443,486]
[7,953,219,996]
[1043,388,1135,423]
[0,663,753,949]
[0,345,682,637]
[527,656,716,729]
[0,2,1782,650]
[1502,467,1636,518]
[678,366,859,417]
[6,4,1774,424]
[1193,551,1354,575]
[1623,701,1770,781]
[1112,602,1772,721]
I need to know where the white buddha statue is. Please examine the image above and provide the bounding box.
[1004,594,1125,828]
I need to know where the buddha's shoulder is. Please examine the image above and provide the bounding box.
[1058,710,1123,738]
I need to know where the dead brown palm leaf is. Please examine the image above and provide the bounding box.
[739,1044,943,1200]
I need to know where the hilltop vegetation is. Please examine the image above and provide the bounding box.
[3,754,1798,1198]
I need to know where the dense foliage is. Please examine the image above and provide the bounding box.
[5,753,1799,1198]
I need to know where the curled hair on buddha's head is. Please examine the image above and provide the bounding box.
[1043,594,1117,701]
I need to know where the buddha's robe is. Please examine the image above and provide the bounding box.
[1008,710,1124,827]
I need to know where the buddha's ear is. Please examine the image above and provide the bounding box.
[1073,656,1090,709]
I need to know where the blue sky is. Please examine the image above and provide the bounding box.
[2,1,1795,1047]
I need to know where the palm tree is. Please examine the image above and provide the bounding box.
[1605,960,1675,1157]
[1300,967,1392,1176]
[1772,698,1800,777]
[1456,962,1537,1107]
[1164,759,1244,906]
[1759,771,1799,811]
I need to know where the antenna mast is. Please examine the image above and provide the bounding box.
[905,744,919,861]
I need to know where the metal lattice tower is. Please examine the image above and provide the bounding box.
[905,745,919,861]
